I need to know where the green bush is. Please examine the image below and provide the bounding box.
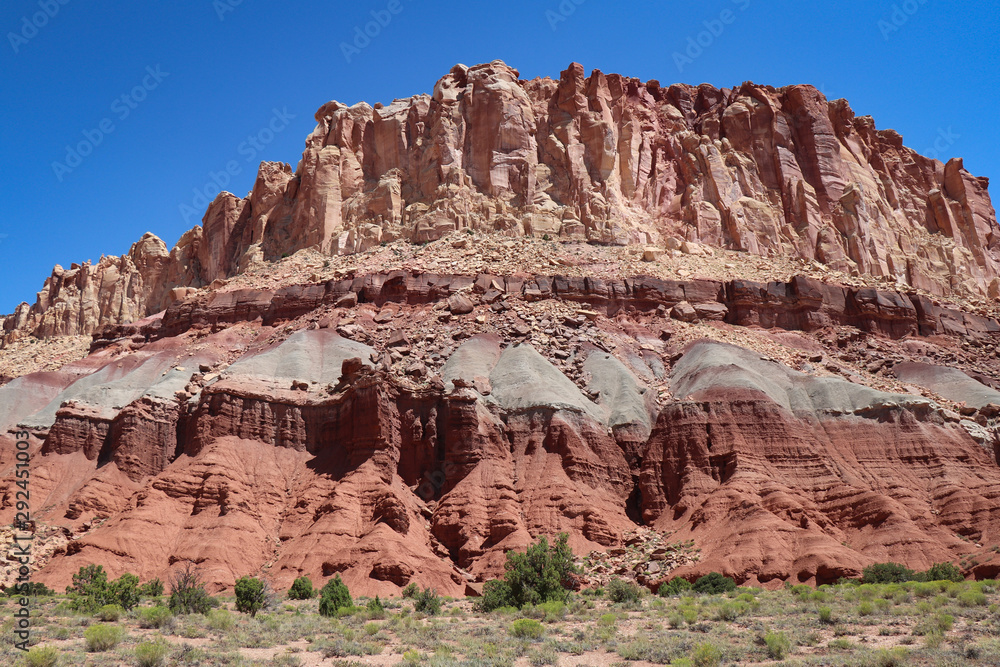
[413,587,441,615]
[476,533,577,611]
[658,577,692,596]
[509,618,545,639]
[535,600,566,622]
[691,642,722,667]
[168,564,214,615]
[716,601,749,621]
[287,576,315,600]
[921,562,964,582]
[318,575,353,617]
[862,562,914,584]
[764,630,791,659]
[134,637,170,667]
[366,595,385,616]
[95,604,123,621]
[606,577,643,604]
[140,578,164,598]
[692,572,736,595]
[83,623,124,652]
[234,576,272,617]
[110,572,141,611]
[818,606,835,624]
[138,605,173,629]
[22,646,59,667]
[401,582,420,599]
[5,582,55,597]
[957,588,987,607]
[67,564,110,612]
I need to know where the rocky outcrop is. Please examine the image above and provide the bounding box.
[89,270,999,352]
[4,61,997,345]
[640,342,1000,585]
[3,60,1000,596]
[4,292,1000,593]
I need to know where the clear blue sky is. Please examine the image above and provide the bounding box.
[1,0,997,314]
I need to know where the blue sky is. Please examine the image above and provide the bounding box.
[1,0,997,313]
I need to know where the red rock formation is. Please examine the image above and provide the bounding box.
[5,61,997,345]
[3,61,1000,596]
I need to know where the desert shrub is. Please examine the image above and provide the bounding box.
[528,645,559,665]
[658,577,692,597]
[681,605,699,625]
[366,595,385,616]
[401,582,420,599]
[862,562,914,584]
[476,533,577,612]
[810,590,830,604]
[109,573,142,611]
[858,600,874,616]
[478,579,516,612]
[692,572,736,595]
[138,605,173,629]
[865,647,909,666]
[206,608,235,632]
[958,588,988,607]
[716,601,749,621]
[67,564,111,612]
[318,575,353,617]
[818,605,835,624]
[597,612,618,627]
[287,576,315,600]
[921,562,964,582]
[234,576,272,617]
[134,637,170,667]
[95,604,123,622]
[168,563,214,615]
[509,618,545,639]
[22,646,59,667]
[764,630,791,659]
[690,642,722,667]
[140,578,164,598]
[83,623,124,652]
[5,582,55,597]
[606,577,643,604]
[535,600,566,621]
[413,587,441,615]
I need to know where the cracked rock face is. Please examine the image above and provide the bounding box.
[2,61,1000,595]
[3,291,1000,593]
[4,60,998,345]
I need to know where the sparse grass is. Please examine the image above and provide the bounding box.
[9,578,1000,665]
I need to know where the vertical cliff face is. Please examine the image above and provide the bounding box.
[3,61,996,345]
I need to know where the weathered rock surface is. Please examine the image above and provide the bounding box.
[3,60,1000,596]
[641,341,1000,585]
[5,60,998,345]
[3,300,1000,593]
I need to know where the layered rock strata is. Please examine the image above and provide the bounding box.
[4,60,997,345]
[3,271,1000,593]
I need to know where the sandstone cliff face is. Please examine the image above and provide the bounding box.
[3,271,1000,593]
[3,60,1000,595]
[4,61,997,345]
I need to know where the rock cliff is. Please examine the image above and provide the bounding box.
[4,60,997,345]
[2,61,1000,595]
[3,260,1000,593]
